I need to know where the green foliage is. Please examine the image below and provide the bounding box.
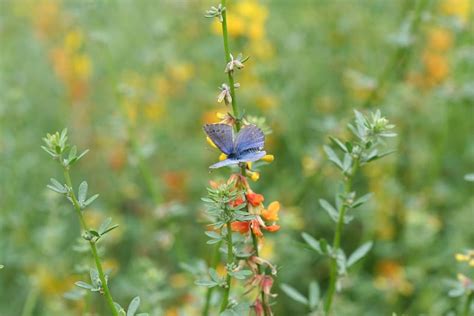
[0,0,472,315]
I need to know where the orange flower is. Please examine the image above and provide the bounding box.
[229,197,245,208]
[261,201,280,221]
[246,192,264,206]
[231,221,250,234]
[231,218,279,237]
[265,225,280,232]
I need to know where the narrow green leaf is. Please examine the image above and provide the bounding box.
[301,232,321,254]
[99,217,112,235]
[347,241,373,267]
[75,281,94,290]
[127,296,140,316]
[204,231,222,239]
[329,137,347,153]
[76,149,89,162]
[114,302,126,315]
[83,194,99,207]
[101,224,119,236]
[308,281,320,310]
[78,181,88,204]
[280,284,308,305]
[208,268,220,282]
[195,279,218,288]
[319,199,339,222]
[323,145,343,170]
[68,145,77,163]
[352,193,373,208]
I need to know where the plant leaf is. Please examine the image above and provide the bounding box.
[347,241,373,267]
[301,232,321,254]
[319,199,339,222]
[127,296,140,316]
[78,181,88,204]
[308,281,320,310]
[323,145,343,170]
[75,281,94,290]
[281,283,308,306]
[83,194,99,207]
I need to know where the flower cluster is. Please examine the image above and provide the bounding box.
[228,176,280,237]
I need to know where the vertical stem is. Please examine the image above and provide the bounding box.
[220,222,235,312]
[324,160,359,314]
[63,168,118,316]
[463,292,473,316]
[20,283,39,316]
[202,242,221,316]
[219,2,266,314]
[363,0,429,108]
[220,0,240,131]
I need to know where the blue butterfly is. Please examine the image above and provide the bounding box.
[203,123,266,169]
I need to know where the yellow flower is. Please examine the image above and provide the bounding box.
[236,0,268,23]
[427,27,453,52]
[257,95,278,111]
[262,201,280,221]
[440,0,470,23]
[169,63,194,83]
[423,52,449,83]
[206,136,218,149]
[64,29,83,53]
[72,54,92,80]
[247,170,260,182]
[261,154,274,163]
[219,153,227,161]
[212,13,246,37]
[145,102,166,122]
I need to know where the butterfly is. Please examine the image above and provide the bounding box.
[203,123,266,169]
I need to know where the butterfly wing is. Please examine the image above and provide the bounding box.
[234,124,265,154]
[209,151,266,169]
[203,124,234,155]
[209,158,239,169]
[236,150,266,163]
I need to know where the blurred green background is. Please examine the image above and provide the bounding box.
[1,0,473,315]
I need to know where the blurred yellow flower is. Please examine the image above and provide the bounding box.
[440,0,471,24]
[72,54,92,80]
[64,29,84,53]
[219,153,227,161]
[427,27,453,52]
[170,273,188,288]
[260,238,275,260]
[374,260,413,296]
[257,94,278,111]
[145,102,166,122]
[423,52,449,83]
[302,154,318,177]
[169,63,195,83]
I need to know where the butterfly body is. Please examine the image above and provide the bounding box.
[203,123,266,169]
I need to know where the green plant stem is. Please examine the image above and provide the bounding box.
[129,132,161,205]
[220,0,240,131]
[324,160,359,314]
[220,222,235,312]
[21,282,39,316]
[363,0,429,108]
[463,292,473,316]
[63,168,118,316]
[202,242,222,316]
[219,2,267,314]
